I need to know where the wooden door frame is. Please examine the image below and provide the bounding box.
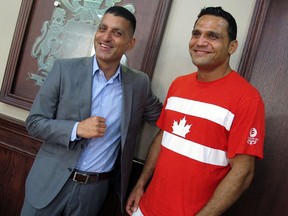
[238,0,270,80]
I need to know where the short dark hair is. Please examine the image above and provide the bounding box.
[105,6,136,35]
[196,7,237,41]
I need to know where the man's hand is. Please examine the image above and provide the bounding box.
[126,130,163,215]
[126,183,144,215]
[76,116,106,138]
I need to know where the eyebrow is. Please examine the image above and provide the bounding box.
[99,23,126,34]
[192,29,223,37]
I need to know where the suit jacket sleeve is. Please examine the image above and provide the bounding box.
[25,58,90,150]
[142,75,163,123]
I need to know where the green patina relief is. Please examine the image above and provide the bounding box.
[29,0,135,86]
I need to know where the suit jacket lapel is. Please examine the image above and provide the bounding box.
[121,65,132,150]
[79,57,94,120]
[77,61,132,149]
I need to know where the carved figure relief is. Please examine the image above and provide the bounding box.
[29,0,134,86]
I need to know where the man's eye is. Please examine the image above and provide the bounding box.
[114,31,123,37]
[192,31,200,38]
[209,34,218,40]
[98,26,106,31]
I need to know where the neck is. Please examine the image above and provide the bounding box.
[98,60,120,80]
[197,65,232,82]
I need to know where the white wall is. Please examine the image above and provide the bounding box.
[0,0,256,159]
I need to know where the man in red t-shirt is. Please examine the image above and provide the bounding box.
[126,6,265,216]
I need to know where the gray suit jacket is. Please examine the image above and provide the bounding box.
[25,56,162,209]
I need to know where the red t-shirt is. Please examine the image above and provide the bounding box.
[139,71,265,216]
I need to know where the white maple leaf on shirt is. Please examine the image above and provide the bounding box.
[172,116,192,138]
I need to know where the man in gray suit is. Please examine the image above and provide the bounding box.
[21,6,162,216]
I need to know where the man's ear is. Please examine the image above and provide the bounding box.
[228,40,238,55]
[127,37,136,51]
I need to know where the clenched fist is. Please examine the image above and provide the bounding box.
[76,116,107,138]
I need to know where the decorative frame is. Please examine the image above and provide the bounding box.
[0,0,173,110]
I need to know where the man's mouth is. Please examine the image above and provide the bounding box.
[100,43,110,48]
[99,43,113,51]
[193,49,212,56]
[194,49,210,54]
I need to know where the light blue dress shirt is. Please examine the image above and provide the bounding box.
[74,56,122,173]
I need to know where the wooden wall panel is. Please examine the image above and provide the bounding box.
[0,114,41,216]
[0,146,34,216]
[224,0,288,215]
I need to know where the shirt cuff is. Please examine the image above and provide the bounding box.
[71,122,81,141]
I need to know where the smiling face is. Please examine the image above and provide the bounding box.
[189,15,237,73]
[94,13,135,69]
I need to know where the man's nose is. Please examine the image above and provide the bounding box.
[102,31,112,41]
[196,35,208,46]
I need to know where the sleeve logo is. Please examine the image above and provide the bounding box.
[247,128,259,145]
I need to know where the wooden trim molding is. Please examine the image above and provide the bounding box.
[0,114,41,156]
[0,0,34,109]
[139,0,173,77]
[238,0,271,80]
[0,114,40,215]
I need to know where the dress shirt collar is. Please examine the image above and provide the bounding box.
[92,55,122,82]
